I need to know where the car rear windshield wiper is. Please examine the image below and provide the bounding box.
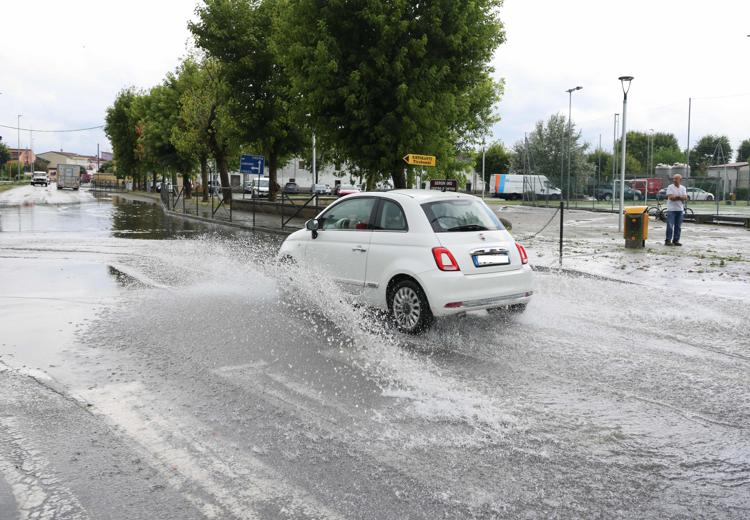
[446,224,489,232]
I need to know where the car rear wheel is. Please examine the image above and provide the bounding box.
[388,279,433,334]
[604,194,612,201]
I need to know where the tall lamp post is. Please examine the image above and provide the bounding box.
[563,86,583,208]
[481,136,486,200]
[617,76,633,232]
[17,114,22,180]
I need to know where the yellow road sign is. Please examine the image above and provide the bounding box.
[403,154,436,167]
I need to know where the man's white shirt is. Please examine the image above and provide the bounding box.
[666,184,687,212]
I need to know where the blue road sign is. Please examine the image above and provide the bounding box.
[240,154,265,175]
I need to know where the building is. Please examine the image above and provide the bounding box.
[37,150,106,172]
[7,148,36,166]
[707,162,749,196]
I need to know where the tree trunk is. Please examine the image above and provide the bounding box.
[392,163,406,189]
[217,152,231,202]
[268,151,279,201]
[183,173,191,199]
[200,156,208,202]
[152,172,157,192]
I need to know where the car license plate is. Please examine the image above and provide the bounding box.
[472,253,510,267]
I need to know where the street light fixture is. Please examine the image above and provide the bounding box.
[617,76,633,232]
[562,86,583,208]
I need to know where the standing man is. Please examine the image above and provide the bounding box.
[665,174,687,246]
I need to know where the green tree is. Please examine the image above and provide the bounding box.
[736,139,750,163]
[0,142,10,166]
[190,0,305,200]
[511,114,593,194]
[105,88,144,184]
[690,135,733,175]
[137,69,196,195]
[98,161,115,174]
[274,0,505,189]
[171,58,213,201]
[652,147,686,166]
[586,149,611,185]
[475,142,511,184]
[172,58,240,201]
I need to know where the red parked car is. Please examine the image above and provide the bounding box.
[335,184,361,197]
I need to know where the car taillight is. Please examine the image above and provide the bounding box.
[515,242,528,265]
[432,247,460,272]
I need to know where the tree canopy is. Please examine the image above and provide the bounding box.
[690,135,733,175]
[510,114,593,193]
[476,142,511,184]
[273,0,505,188]
[736,139,750,163]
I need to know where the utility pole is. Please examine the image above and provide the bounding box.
[17,115,22,180]
[686,97,692,177]
[618,76,634,233]
[481,137,486,200]
[564,86,583,208]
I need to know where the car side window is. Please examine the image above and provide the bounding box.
[320,198,377,231]
[375,200,408,231]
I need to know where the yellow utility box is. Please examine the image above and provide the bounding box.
[624,206,648,248]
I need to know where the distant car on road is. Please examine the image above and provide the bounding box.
[156,181,174,194]
[30,172,49,187]
[282,182,299,195]
[278,190,533,334]
[687,187,714,201]
[335,184,361,197]
[595,186,642,201]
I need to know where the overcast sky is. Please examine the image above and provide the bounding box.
[1,0,749,162]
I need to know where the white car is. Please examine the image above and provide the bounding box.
[278,190,533,333]
[686,187,714,201]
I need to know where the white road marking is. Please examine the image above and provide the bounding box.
[76,382,342,520]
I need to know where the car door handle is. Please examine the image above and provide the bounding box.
[352,246,367,253]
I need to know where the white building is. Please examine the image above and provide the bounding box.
[707,162,749,196]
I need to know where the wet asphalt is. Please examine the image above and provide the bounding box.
[0,192,748,519]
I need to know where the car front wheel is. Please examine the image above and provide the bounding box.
[388,279,433,334]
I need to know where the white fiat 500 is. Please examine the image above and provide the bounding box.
[278,190,533,333]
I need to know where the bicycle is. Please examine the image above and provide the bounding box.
[647,199,694,222]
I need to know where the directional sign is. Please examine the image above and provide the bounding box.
[403,154,436,167]
[240,154,265,175]
[429,179,457,192]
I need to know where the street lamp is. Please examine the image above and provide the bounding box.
[562,86,583,208]
[17,114,22,180]
[481,136,486,199]
[617,76,633,232]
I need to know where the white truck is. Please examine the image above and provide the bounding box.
[57,164,80,190]
[30,171,49,187]
[489,174,561,200]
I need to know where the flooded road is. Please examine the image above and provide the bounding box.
[1,193,748,519]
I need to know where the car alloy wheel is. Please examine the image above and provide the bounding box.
[388,280,433,334]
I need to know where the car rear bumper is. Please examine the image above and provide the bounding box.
[419,265,534,316]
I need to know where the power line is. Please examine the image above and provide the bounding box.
[0,123,104,133]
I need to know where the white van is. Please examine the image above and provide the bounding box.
[489,174,561,200]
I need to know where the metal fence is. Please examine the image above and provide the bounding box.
[519,175,750,218]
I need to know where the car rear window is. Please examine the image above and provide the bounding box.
[421,199,504,233]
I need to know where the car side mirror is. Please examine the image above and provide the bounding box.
[306,219,319,239]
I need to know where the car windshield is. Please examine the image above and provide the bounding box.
[421,199,504,233]
[258,179,269,187]
[340,185,357,190]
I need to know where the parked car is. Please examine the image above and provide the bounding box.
[30,171,49,187]
[687,187,714,201]
[244,177,270,198]
[278,190,533,334]
[335,184,361,197]
[282,182,299,195]
[595,186,642,201]
[311,183,331,195]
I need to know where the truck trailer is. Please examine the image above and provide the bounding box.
[489,174,562,200]
[57,164,80,190]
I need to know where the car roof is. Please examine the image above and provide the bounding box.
[340,189,480,204]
